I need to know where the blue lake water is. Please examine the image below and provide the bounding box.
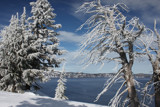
[38,77,154,106]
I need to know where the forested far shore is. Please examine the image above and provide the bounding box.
[47,71,152,79]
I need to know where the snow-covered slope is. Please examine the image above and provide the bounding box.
[0,91,107,107]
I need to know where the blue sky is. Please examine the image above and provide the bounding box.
[0,0,160,74]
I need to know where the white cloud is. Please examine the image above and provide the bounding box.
[58,31,83,43]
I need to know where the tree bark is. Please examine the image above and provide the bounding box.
[124,67,140,107]
[153,72,160,107]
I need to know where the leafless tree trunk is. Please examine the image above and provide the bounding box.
[153,72,160,107]
[153,21,160,107]
[124,67,139,107]
[117,41,140,107]
[141,20,160,106]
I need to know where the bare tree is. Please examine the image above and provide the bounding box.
[138,20,160,107]
[77,0,147,106]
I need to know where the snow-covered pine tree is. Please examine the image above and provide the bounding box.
[28,0,64,72]
[54,64,68,100]
[0,13,25,93]
[18,7,46,91]
[0,7,47,93]
[0,0,64,92]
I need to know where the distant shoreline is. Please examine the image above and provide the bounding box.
[47,71,152,79]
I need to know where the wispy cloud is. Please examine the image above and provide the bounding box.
[58,31,83,43]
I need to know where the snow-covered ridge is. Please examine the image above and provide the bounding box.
[0,91,107,107]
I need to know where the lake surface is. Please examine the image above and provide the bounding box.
[38,77,154,106]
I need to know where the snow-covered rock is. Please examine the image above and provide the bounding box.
[0,91,107,107]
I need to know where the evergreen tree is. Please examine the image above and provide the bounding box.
[18,7,46,91]
[0,0,64,93]
[0,14,25,93]
[28,0,64,71]
[55,64,68,100]
[0,7,47,92]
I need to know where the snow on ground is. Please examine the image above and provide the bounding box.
[0,91,108,107]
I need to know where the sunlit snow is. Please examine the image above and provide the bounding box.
[0,91,107,107]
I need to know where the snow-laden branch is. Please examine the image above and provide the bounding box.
[94,68,123,102]
[109,80,127,107]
